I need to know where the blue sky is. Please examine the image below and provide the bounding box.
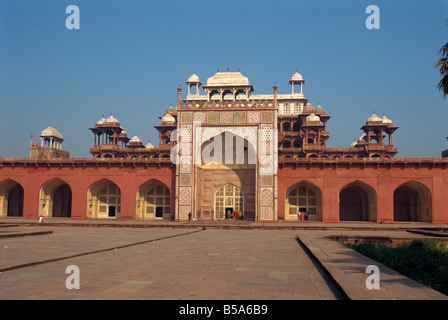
[1,0,447,158]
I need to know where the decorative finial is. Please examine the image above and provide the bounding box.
[227,67,230,72]
[217,67,219,72]
[238,67,240,72]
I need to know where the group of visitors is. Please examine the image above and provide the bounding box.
[226,210,243,220]
[187,210,244,221]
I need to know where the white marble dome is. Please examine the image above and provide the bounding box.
[187,73,200,83]
[146,141,154,149]
[161,113,175,123]
[291,71,303,81]
[382,115,393,124]
[96,116,106,125]
[367,113,382,122]
[105,114,119,123]
[41,126,62,139]
[306,113,320,122]
[130,136,142,143]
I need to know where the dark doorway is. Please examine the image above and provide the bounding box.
[7,184,23,217]
[394,182,432,222]
[155,206,163,218]
[339,182,376,222]
[108,206,116,217]
[225,207,233,219]
[53,184,72,217]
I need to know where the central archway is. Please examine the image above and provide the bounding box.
[197,130,256,220]
[339,181,377,221]
[214,183,244,220]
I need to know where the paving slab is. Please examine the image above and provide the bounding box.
[297,231,448,300]
[1,219,447,300]
[0,227,344,300]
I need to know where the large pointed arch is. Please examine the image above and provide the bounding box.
[199,129,257,169]
[394,181,432,222]
[136,179,171,220]
[286,181,322,221]
[195,128,257,220]
[87,179,121,219]
[0,179,24,217]
[38,178,72,218]
[339,180,377,221]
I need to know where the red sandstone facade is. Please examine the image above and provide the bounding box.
[1,71,447,223]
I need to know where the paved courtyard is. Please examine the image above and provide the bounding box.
[0,225,344,300]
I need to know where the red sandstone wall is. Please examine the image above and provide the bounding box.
[1,162,448,223]
[277,165,448,223]
[0,164,174,220]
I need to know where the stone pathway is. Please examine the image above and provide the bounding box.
[0,227,343,300]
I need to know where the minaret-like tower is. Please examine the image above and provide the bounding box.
[289,70,305,96]
[30,125,70,159]
[357,111,398,158]
[89,113,124,158]
[186,72,202,98]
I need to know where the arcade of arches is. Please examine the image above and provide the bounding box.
[284,179,432,223]
[0,176,440,223]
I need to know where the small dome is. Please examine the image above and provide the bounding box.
[161,113,176,123]
[358,133,367,142]
[291,71,303,81]
[119,128,127,137]
[187,72,200,83]
[167,105,176,113]
[350,140,358,148]
[303,102,315,113]
[41,126,62,139]
[315,104,326,114]
[306,113,320,122]
[96,116,106,125]
[382,115,393,124]
[130,136,141,143]
[146,141,154,149]
[367,112,382,122]
[105,114,119,124]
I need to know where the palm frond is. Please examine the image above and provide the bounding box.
[437,75,448,98]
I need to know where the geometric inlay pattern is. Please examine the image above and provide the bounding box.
[207,111,219,124]
[234,111,246,123]
[247,111,260,123]
[261,110,274,123]
[220,111,234,123]
[260,187,273,205]
[179,186,191,205]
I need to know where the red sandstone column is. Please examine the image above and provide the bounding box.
[70,182,87,219]
[119,177,136,220]
[376,180,394,223]
[23,182,39,219]
[322,182,339,222]
[432,174,447,223]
